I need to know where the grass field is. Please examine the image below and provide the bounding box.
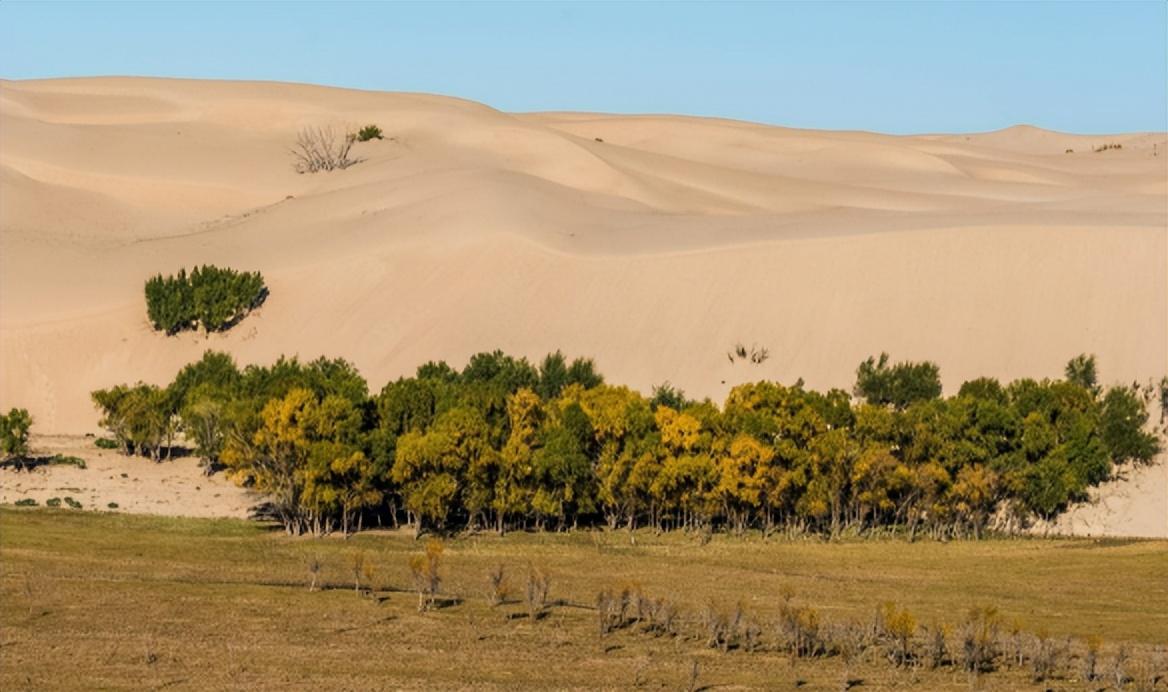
[1,508,1166,690]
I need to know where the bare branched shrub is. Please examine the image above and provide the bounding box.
[743,617,763,653]
[597,588,619,636]
[291,126,359,173]
[525,566,551,619]
[408,539,443,611]
[1030,629,1056,682]
[1112,645,1130,689]
[1083,634,1102,682]
[634,589,653,627]
[348,551,368,596]
[1006,618,1026,668]
[777,597,826,658]
[1130,647,1166,692]
[958,605,1001,674]
[306,554,323,592]
[834,619,871,681]
[925,622,950,669]
[879,602,917,667]
[704,602,729,651]
[487,564,509,606]
[651,598,678,637]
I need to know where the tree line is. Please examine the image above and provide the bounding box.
[145,265,267,335]
[90,350,1163,538]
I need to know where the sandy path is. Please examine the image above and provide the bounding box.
[0,435,255,519]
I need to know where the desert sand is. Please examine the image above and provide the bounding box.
[0,435,254,518]
[1,77,1165,533]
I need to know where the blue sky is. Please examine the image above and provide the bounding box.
[1,1,1165,134]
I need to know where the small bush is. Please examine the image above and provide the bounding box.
[15,498,37,507]
[525,567,551,620]
[408,539,443,612]
[48,455,86,469]
[1,408,32,459]
[1083,634,1102,682]
[292,126,359,173]
[487,565,509,606]
[107,502,119,509]
[45,497,62,508]
[145,265,267,335]
[64,496,82,509]
[95,438,119,450]
[306,554,323,592]
[959,605,1001,673]
[1093,143,1122,153]
[355,124,383,142]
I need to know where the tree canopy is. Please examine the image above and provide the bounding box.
[90,351,1162,538]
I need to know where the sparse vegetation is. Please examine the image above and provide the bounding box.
[1093,142,1123,152]
[291,125,359,173]
[727,342,769,365]
[355,124,383,142]
[0,509,1165,689]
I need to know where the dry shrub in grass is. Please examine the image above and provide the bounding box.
[525,566,551,619]
[650,597,678,637]
[1129,647,1167,692]
[408,539,443,611]
[597,586,677,638]
[879,602,917,667]
[1112,645,1130,689]
[291,126,359,173]
[1029,628,1057,682]
[634,588,653,627]
[306,554,323,592]
[742,618,763,653]
[597,588,618,636]
[924,622,950,669]
[486,564,509,607]
[1006,618,1026,668]
[703,603,730,651]
[348,551,370,595]
[777,595,827,659]
[959,605,1001,674]
[1082,634,1102,682]
[833,619,872,682]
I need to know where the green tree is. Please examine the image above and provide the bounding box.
[392,407,495,533]
[1099,385,1159,465]
[855,353,942,409]
[0,408,33,460]
[1064,354,1098,393]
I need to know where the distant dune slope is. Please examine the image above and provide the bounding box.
[1,77,1164,439]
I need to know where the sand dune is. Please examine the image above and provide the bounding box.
[1,77,1165,534]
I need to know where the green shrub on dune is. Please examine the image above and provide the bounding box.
[145,265,267,335]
